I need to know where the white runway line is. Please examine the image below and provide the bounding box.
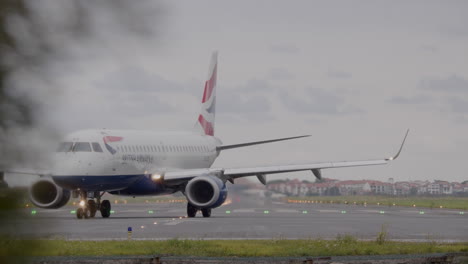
[358,210,380,213]
[163,220,184,226]
[275,209,299,213]
[233,209,255,213]
[36,209,68,213]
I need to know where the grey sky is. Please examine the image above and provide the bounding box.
[7,0,468,184]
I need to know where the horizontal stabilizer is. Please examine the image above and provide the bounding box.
[217,135,310,151]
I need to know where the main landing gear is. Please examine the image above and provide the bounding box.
[187,203,211,218]
[76,191,111,219]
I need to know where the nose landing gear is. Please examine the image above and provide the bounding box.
[75,191,111,219]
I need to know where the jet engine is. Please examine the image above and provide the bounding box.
[185,176,227,209]
[29,178,71,209]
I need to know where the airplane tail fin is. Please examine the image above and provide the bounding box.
[194,51,217,136]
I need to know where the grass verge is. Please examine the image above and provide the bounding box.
[287,196,468,210]
[1,239,467,257]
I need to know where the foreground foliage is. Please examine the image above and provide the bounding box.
[0,238,467,257]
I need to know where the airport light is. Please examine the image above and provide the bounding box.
[459,212,465,215]
[79,200,86,207]
[148,210,154,214]
[31,210,37,215]
[264,210,269,214]
[379,211,385,214]
[225,210,231,214]
[127,227,132,240]
[419,211,425,215]
[151,173,162,182]
[110,210,115,214]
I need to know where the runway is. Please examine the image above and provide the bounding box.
[2,198,467,241]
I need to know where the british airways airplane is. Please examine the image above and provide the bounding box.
[11,52,408,219]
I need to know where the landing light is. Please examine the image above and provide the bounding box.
[151,174,162,181]
[79,200,86,207]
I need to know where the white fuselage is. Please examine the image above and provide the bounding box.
[51,129,222,193]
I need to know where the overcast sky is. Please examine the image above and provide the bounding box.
[8,0,468,184]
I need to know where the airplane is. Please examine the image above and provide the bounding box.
[6,51,409,219]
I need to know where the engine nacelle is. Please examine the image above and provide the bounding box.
[29,178,71,209]
[185,176,227,209]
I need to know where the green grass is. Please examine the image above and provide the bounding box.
[0,239,467,257]
[287,196,468,210]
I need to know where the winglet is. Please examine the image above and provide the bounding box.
[386,129,409,161]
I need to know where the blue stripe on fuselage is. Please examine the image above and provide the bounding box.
[53,174,144,192]
[52,174,176,196]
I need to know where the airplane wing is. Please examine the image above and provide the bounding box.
[217,135,310,151]
[162,130,409,186]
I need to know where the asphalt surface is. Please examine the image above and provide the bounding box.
[2,197,467,241]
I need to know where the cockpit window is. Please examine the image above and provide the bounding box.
[73,142,92,152]
[91,142,103,152]
[56,142,73,152]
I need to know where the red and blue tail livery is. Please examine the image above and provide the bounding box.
[195,51,217,136]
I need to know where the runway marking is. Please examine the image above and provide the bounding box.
[36,209,68,213]
[358,210,380,213]
[164,220,184,226]
[233,209,255,213]
[276,209,299,213]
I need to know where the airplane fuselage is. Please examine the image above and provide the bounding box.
[52,129,222,195]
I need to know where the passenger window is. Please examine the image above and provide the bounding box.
[92,142,103,152]
[74,142,92,152]
[56,142,73,152]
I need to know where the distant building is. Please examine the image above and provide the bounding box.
[267,177,468,197]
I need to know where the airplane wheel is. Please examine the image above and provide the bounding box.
[76,208,84,219]
[187,203,197,218]
[201,208,211,218]
[83,207,90,219]
[100,200,111,218]
[88,200,97,218]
